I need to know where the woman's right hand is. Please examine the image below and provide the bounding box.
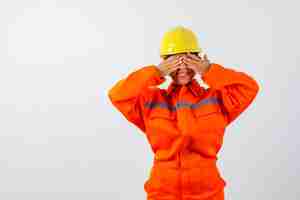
[157,55,184,77]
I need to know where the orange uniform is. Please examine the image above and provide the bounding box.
[108,63,259,200]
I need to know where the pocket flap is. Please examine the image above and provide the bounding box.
[194,104,221,118]
[149,108,175,120]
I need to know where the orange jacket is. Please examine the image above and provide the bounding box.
[108,63,259,199]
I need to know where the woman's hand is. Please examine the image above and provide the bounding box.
[157,55,184,77]
[182,53,211,75]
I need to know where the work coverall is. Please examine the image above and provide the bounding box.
[108,63,259,200]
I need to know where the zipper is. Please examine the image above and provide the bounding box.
[178,152,182,200]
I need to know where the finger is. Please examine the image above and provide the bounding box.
[168,60,183,68]
[170,62,186,70]
[164,56,181,66]
[161,58,181,69]
[171,61,186,69]
[186,65,198,74]
[182,60,194,68]
[169,59,186,68]
[186,52,193,59]
[182,58,200,72]
[163,61,183,72]
[164,54,181,62]
[169,66,181,72]
[183,57,199,65]
[203,55,210,65]
[184,59,197,67]
[187,53,202,61]
[167,66,181,75]
[164,55,178,64]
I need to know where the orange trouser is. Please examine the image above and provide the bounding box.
[144,151,226,200]
[146,190,224,200]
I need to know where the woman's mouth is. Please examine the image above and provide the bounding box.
[177,72,189,78]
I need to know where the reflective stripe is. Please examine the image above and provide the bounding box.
[144,97,219,111]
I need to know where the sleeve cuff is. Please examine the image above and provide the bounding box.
[142,65,166,85]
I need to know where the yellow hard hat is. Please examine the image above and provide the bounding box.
[160,26,202,57]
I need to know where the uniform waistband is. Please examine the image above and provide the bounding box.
[153,151,217,169]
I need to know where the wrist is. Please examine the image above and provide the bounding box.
[155,66,165,77]
[201,63,211,75]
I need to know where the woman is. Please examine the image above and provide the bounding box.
[108,26,259,200]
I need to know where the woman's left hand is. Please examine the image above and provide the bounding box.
[182,53,211,75]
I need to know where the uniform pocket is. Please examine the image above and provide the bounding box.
[186,165,221,194]
[193,104,227,130]
[193,104,221,118]
[148,108,175,120]
[144,165,179,194]
[147,108,177,132]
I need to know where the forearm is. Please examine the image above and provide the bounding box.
[201,63,260,125]
[108,65,165,132]
[108,65,165,102]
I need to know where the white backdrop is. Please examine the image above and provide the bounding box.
[0,0,299,199]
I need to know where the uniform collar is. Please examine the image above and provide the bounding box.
[166,79,205,97]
